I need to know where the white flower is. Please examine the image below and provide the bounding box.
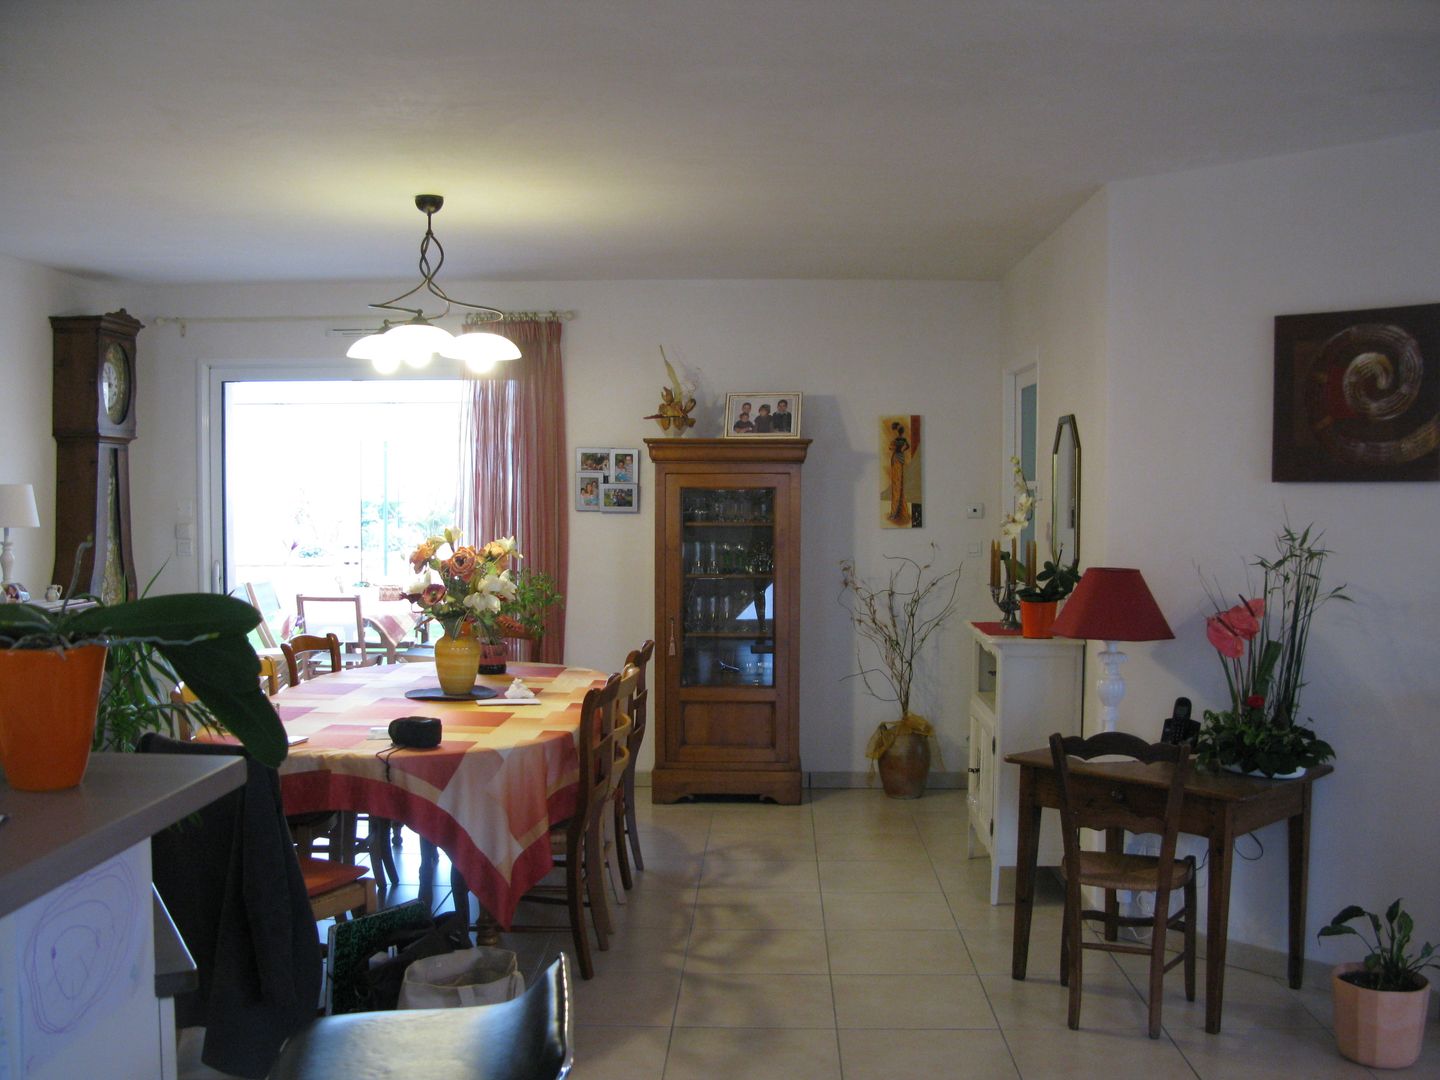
[463,591,502,615]
[407,570,432,594]
[479,569,518,603]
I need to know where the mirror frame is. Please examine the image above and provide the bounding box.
[1051,414,1081,564]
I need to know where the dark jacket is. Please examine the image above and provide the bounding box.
[141,734,321,1078]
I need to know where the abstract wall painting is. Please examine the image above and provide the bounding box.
[880,415,923,527]
[1273,302,1440,482]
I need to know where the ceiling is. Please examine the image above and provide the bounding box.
[2,1,1437,285]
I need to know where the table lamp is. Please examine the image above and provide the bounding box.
[1050,567,1173,732]
[0,483,40,587]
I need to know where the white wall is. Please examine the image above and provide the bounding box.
[127,278,1000,777]
[1009,129,1440,961]
[0,255,136,591]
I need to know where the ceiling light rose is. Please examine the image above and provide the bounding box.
[347,194,511,374]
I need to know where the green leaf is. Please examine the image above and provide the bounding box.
[1329,905,1368,926]
[156,631,287,767]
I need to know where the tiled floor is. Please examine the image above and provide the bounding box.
[183,788,1438,1078]
[492,787,1437,1080]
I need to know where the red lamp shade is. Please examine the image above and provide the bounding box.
[1051,567,1174,642]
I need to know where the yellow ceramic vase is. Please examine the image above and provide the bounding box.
[433,631,481,696]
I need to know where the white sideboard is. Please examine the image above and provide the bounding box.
[965,622,1084,903]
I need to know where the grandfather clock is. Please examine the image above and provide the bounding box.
[51,310,142,604]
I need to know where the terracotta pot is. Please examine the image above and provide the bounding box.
[1331,962,1431,1069]
[478,641,509,676]
[878,730,931,799]
[433,631,481,696]
[1020,599,1057,638]
[0,644,108,790]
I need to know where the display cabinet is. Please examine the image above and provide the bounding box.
[646,438,810,803]
[966,621,1084,902]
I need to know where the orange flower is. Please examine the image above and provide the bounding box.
[409,541,436,572]
[445,546,479,581]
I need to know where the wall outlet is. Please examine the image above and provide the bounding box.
[965,503,984,519]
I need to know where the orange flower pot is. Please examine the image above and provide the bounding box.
[1332,963,1431,1069]
[1020,599,1058,638]
[0,644,108,790]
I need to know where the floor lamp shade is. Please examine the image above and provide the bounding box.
[1051,568,1172,732]
[0,483,40,587]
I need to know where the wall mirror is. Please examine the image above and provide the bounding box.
[1051,414,1081,564]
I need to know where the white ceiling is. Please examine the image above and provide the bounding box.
[2,0,1437,285]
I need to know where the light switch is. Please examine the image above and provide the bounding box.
[967,543,980,556]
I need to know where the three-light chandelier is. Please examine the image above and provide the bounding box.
[347,194,520,374]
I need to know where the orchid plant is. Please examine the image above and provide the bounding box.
[1195,522,1348,775]
[406,529,521,644]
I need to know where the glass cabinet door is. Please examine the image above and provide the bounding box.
[678,485,776,688]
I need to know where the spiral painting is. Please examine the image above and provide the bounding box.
[1273,302,1440,482]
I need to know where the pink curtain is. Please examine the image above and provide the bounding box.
[458,317,568,662]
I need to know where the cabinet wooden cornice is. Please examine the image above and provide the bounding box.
[646,438,810,803]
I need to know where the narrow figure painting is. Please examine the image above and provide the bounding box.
[1273,302,1440,482]
[880,415,923,528]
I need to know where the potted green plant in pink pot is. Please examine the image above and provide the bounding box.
[1319,899,1436,1069]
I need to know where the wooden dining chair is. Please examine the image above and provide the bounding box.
[281,631,399,886]
[516,672,625,979]
[1049,731,1197,1039]
[613,639,654,889]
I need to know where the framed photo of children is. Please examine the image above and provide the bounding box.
[600,483,639,513]
[724,392,802,437]
[575,471,605,511]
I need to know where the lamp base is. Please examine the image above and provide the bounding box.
[1095,640,1128,732]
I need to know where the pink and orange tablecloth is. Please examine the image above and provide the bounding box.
[272,661,605,926]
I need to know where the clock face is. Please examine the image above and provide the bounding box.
[101,343,130,423]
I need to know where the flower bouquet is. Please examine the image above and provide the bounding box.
[407,529,521,643]
[1194,523,1347,777]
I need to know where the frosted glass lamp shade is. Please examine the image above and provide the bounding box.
[383,322,452,369]
[438,331,521,370]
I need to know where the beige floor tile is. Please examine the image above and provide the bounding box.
[814,831,930,861]
[673,972,836,1027]
[837,1028,1019,1079]
[980,970,1151,1032]
[907,788,970,814]
[833,974,996,1029]
[573,969,682,1026]
[1004,1026,1195,1079]
[700,857,820,891]
[610,884,697,931]
[691,887,825,930]
[822,891,957,931]
[662,1027,841,1080]
[571,1026,670,1080]
[811,816,920,841]
[631,855,705,888]
[708,809,816,836]
[966,925,1093,978]
[827,928,975,975]
[1133,963,1326,1034]
[591,922,690,972]
[706,832,818,860]
[684,929,830,974]
[818,858,939,893]
[1167,1025,1372,1079]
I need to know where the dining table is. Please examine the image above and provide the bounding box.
[270,660,606,930]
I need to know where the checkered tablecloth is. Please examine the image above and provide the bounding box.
[273,661,605,926]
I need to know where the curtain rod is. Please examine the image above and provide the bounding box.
[150,310,575,336]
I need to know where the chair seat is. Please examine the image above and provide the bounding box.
[1062,851,1195,893]
[298,856,371,898]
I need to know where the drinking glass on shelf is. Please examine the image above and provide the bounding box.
[719,593,734,631]
[705,541,719,574]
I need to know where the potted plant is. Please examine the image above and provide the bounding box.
[642,347,696,436]
[1015,548,1080,638]
[839,548,960,798]
[1319,899,1437,1069]
[1194,522,1347,778]
[0,576,285,790]
[406,530,562,687]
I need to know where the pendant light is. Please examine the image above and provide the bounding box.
[347,195,521,373]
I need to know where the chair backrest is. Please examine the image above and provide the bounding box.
[576,674,623,824]
[244,581,287,649]
[281,632,343,686]
[621,639,654,755]
[296,595,365,646]
[1048,731,1191,879]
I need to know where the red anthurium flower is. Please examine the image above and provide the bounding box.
[1224,599,1264,639]
[1205,615,1245,659]
[1245,694,1265,709]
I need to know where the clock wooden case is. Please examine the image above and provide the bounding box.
[647,437,810,803]
[51,309,142,604]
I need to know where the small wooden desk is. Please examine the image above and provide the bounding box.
[1005,747,1331,1034]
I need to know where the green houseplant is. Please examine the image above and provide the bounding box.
[839,548,960,798]
[1319,899,1437,1068]
[0,589,286,788]
[1194,522,1347,777]
[1015,547,1080,638]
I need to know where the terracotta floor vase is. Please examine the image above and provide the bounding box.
[0,644,108,790]
[1331,962,1431,1069]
